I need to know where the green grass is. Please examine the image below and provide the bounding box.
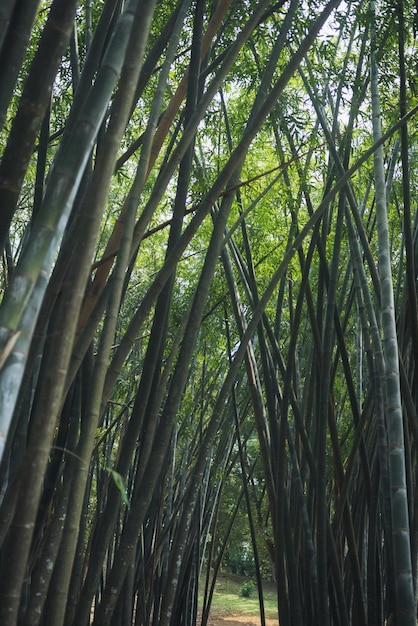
[199,572,278,619]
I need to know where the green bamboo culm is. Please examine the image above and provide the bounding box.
[0,0,140,466]
[369,1,416,624]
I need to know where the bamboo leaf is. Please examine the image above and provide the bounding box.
[106,467,130,509]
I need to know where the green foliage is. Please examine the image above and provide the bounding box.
[240,580,255,598]
[1,1,418,625]
[106,466,130,509]
[224,541,256,578]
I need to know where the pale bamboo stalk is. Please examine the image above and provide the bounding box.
[370,2,416,623]
[0,0,143,468]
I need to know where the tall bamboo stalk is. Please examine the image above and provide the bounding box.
[370,1,416,623]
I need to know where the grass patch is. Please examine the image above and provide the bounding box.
[200,572,278,619]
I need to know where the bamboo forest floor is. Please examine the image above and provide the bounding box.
[206,613,277,626]
[200,572,278,626]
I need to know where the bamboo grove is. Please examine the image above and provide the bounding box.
[0,0,418,625]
